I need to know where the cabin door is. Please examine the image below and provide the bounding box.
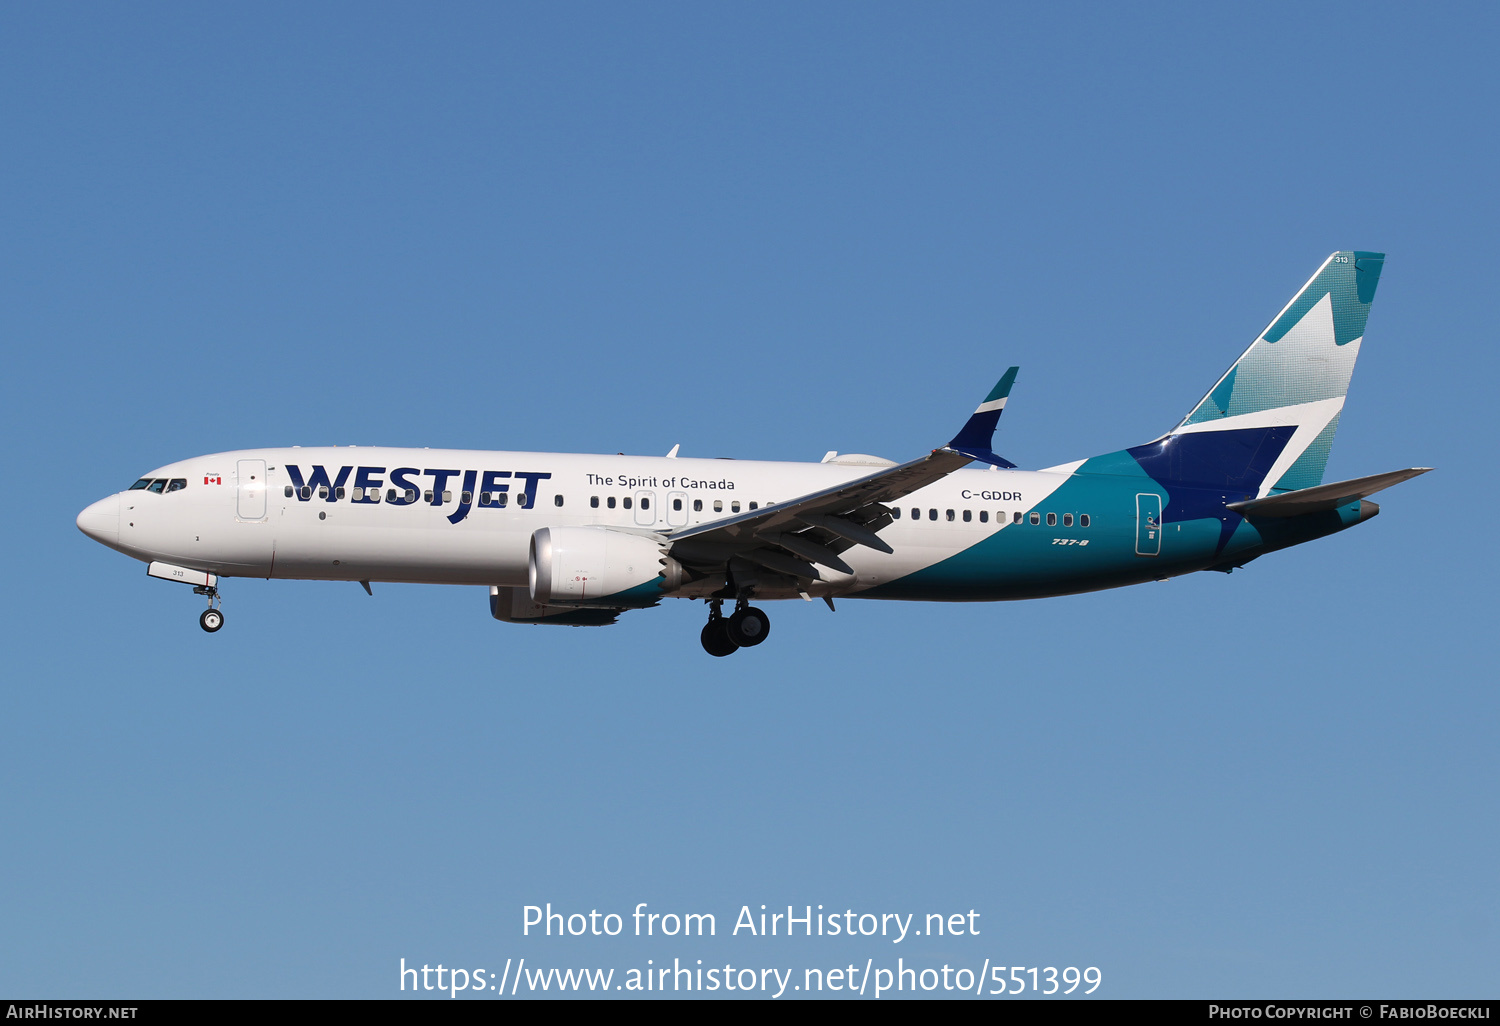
[1135,493,1162,556]
[237,459,267,521]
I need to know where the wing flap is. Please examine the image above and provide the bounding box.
[665,368,1021,580]
[668,447,970,547]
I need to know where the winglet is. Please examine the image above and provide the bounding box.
[944,367,1019,468]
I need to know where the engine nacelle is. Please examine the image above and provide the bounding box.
[490,586,623,626]
[528,526,682,607]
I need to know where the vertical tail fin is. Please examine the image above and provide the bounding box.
[1172,250,1384,496]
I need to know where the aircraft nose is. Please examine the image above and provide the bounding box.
[76,494,120,545]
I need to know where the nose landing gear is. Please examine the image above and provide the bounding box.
[699,598,770,656]
[194,584,224,633]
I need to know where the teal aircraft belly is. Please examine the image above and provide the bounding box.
[864,472,1371,602]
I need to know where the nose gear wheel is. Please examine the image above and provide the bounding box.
[194,584,223,633]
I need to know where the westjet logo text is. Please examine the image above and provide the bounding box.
[284,465,553,525]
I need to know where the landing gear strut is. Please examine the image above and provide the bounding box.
[195,584,224,633]
[699,597,771,656]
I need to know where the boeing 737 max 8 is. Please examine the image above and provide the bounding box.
[77,251,1429,655]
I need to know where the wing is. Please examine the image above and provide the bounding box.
[667,368,1020,581]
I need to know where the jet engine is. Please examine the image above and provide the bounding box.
[528,526,683,607]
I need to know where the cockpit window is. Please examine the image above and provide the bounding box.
[147,479,167,493]
[129,479,152,490]
[165,479,187,493]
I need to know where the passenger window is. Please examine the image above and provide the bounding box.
[892,508,901,519]
[731,501,741,513]
[1063,513,1073,527]
[962,510,971,522]
[285,485,294,497]
[1046,512,1057,526]
[641,497,650,510]
[461,491,472,504]
[607,496,616,509]
[1013,512,1023,524]
[406,488,418,503]
[387,488,397,502]
[130,479,152,490]
[1030,512,1040,525]
[979,510,988,523]
[749,501,758,510]
[318,487,329,499]
[929,509,937,521]
[590,496,599,508]
[673,498,682,511]
[1081,514,1091,527]
[554,495,563,507]
[352,487,364,501]
[424,490,433,503]
[166,479,187,493]
[496,493,508,507]
[336,487,346,500]
[300,485,312,500]
[442,490,452,503]
[946,509,955,521]
[623,497,632,509]
[714,500,723,512]
[147,480,167,493]
[693,499,702,512]
[911,508,919,520]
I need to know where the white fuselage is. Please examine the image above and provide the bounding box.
[79,446,1074,598]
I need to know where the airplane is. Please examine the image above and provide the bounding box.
[77,251,1429,656]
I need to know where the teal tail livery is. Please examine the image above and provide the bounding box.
[76,251,1431,655]
[1176,250,1385,495]
[1060,250,1400,558]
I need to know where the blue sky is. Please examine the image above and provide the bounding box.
[2,2,1496,998]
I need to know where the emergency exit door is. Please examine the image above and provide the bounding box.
[634,490,656,526]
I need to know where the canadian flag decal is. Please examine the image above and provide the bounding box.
[204,474,222,485]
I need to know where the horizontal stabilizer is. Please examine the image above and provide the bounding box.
[1227,467,1431,518]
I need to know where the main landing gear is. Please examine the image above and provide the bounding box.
[195,584,224,633]
[700,598,771,657]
